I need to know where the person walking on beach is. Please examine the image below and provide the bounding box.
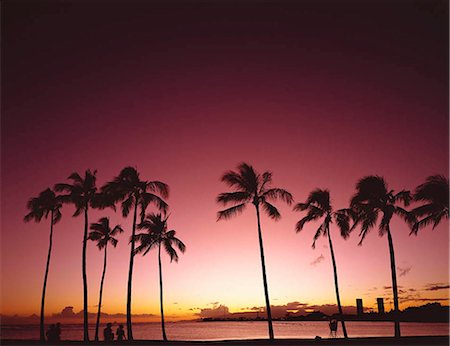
[103,323,114,342]
[116,324,126,341]
[329,318,338,338]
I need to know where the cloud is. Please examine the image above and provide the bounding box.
[397,266,412,277]
[424,283,450,291]
[383,285,404,290]
[197,301,357,319]
[51,306,155,320]
[198,304,229,318]
[310,254,325,266]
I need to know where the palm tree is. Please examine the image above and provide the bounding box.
[101,167,169,340]
[55,169,100,341]
[88,217,124,341]
[216,162,293,340]
[410,175,449,234]
[24,188,62,341]
[134,213,186,341]
[350,176,413,338]
[294,189,351,338]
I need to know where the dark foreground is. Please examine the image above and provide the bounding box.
[1,336,448,346]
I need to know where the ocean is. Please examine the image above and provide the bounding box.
[1,321,449,341]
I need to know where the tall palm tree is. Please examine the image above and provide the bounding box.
[350,176,413,338]
[216,162,293,340]
[101,167,169,340]
[55,169,100,341]
[88,217,124,341]
[294,189,351,338]
[410,175,449,234]
[24,188,62,341]
[134,213,186,341]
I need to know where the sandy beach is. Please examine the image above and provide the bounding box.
[1,336,449,346]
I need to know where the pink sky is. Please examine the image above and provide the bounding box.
[2,1,448,320]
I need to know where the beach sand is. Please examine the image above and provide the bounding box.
[1,336,448,346]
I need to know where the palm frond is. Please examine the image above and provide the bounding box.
[216,192,251,205]
[68,172,84,184]
[88,231,104,241]
[163,240,179,262]
[146,181,169,199]
[237,162,258,193]
[121,195,134,217]
[306,189,331,212]
[221,170,248,191]
[378,206,394,236]
[357,210,379,245]
[54,183,74,193]
[295,208,322,232]
[258,171,273,193]
[217,203,247,221]
[334,209,351,239]
[293,202,308,212]
[394,190,411,206]
[311,222,325,249]
[110,237,119,248]
[262,188,293,205]
[111,225,124,235]
[141,193,169,214]
[261,201,281,220]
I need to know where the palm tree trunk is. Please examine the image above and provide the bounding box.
[255,204,274,340]
[126,198,138,340]
[386,226,401,337]
[327,227,348,338]
[95,245,108,341]
[40,210,54,341]
[158,243,168,341]
[82,207,89,341]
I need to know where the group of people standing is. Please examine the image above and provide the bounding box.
[46,323,126,342]
[104,323,126,342]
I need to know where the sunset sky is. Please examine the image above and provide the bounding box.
[2,0,448,322]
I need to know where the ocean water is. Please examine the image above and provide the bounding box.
[1,321,448,341]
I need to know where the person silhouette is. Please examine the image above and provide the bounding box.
[103,323,114,342]
[55,322,61,341]
[329,318,338,338]
[46,324,56,341]
[116,324,126,341]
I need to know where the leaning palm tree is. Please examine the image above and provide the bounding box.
[55,170,101,341]
[24,188,62,341]
[134,213,185,341]
[350,176,413,338]
[410,175,449,234]
[216,162,293,340]
[294,189,350,338]
[101,167,169,340]
[88,217,124,341]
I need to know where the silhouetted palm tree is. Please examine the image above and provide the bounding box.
[216,162,293,340]
[294,189,351,338]
[350,176,413,338]
[88,217,124,341]
[24,188,62,341]
[55,170,100,341]
[134,213,185,341]
[101,167,169,340]
[411,175,449,234]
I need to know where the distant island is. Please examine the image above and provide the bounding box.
[200,303,449,323]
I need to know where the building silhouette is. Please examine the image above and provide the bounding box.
[356,298,363,316]
[377,298,385,314]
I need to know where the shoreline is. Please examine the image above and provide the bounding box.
[1,336,449,346]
